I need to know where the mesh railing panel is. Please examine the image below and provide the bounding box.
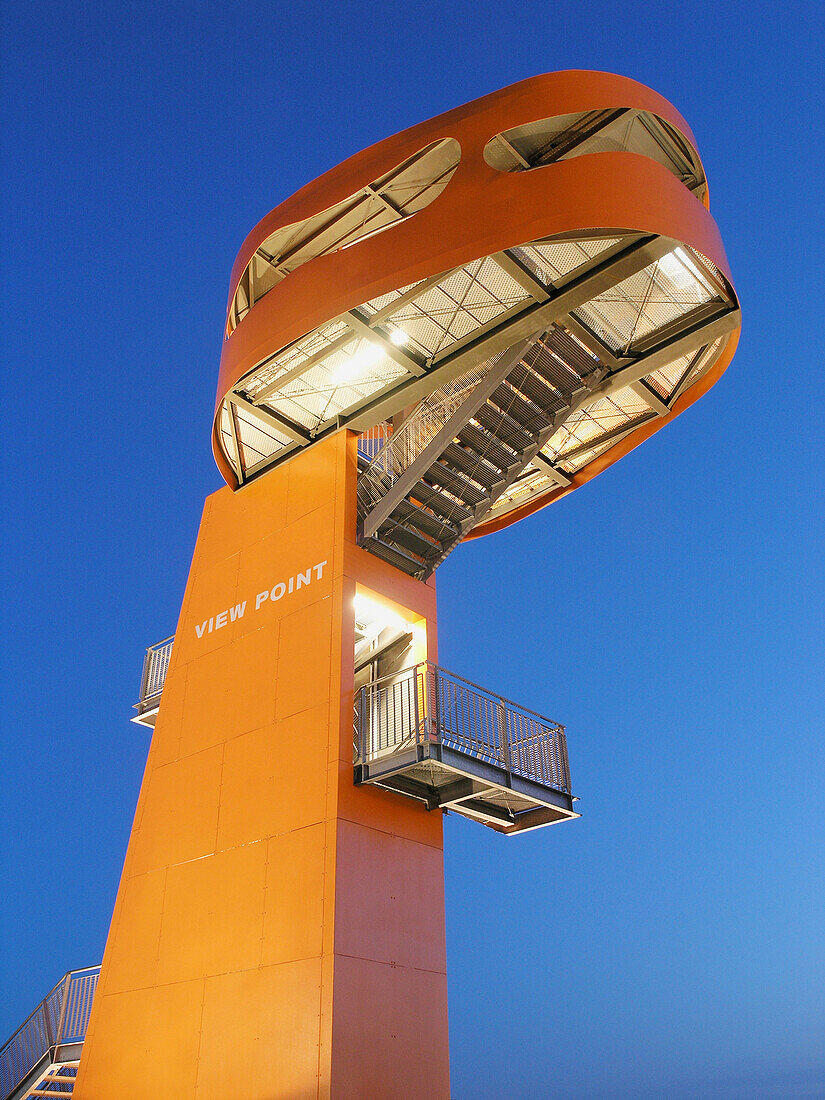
[0,1004,52,1097]
[356,360,492,516]
[139,636,174,703]
[354,665,428,764]
[61,970,99,1044]
[0,967,100,1099]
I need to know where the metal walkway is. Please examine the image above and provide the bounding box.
[354,662,578,834]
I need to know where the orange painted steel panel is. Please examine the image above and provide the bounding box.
[126,743,225,878]
[330,955,450,1100]
[213,70,738,518]
[216,709,330,848]
[75,433,449,1099]
[333,818,448,973]
[154,842,269,985]
[260,825,328,967]
[97,868,165,997]
[195,961,324,1100]
[75,980,205,1097]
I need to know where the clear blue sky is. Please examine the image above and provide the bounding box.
[1,2,823,1097]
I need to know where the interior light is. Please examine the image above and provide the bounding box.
[658,247,714,297]
[389,328,408,347]
[333,342,384,385]
[354,592,409,633]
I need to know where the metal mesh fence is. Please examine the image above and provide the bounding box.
[0,968,100,1099]
[139,636,174,704]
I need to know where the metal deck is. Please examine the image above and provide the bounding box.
[354,662,578,835]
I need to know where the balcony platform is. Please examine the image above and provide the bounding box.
[130,636,174,729]
[354,663,579,835]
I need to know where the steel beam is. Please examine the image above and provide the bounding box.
[225,398,244,481]
[228,392,311,445]
[630,379,670,417]
[529,450,572,486]
[552,414,657,466]
[670,345,712,403]
[493,249,550,302]
[591,307,740,401]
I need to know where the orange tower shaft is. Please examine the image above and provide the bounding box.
[74,432,450,1099]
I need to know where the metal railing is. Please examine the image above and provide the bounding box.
[356,422,392,463]
[354,662,570,794]
[138,635,174,706]
[356,362,491,515]
[0,967,99,1099]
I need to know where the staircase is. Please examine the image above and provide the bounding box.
[1,968,97,1100]
[357,324,603,577]
[18,1063,78,1097]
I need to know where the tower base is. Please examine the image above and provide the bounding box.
[74,432,449,1099]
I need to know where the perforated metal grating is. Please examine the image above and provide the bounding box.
[221,230,736,520]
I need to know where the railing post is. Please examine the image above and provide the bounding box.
[53,973,72,1049]
[138,646,151,705]
[560,728,570,793]
[358,685,366,764]
[432,665,441,749]
[40,999,54,1055]
[353,686,360,765]
[499,697,512,780]
[413,665,422,752]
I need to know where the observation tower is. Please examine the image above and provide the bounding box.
[61,72,738,1099]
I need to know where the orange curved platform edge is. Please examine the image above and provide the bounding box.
[212,70,739,529]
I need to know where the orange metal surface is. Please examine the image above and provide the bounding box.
[212,70,738,517]
[74,432,449,1099]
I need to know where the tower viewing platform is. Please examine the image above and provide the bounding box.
[211,77,739,579]
[354,662,576,834]
[60,72,738,1100]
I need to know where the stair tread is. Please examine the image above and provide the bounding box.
[441,442,501,491]
[529,330,590,393]
[379,521,442,562]
[506,361,569,414]
[475,402,535,454]
[391,497,458,542]
[360,535,427,576]
[410,482,472,525]
[422,461,486,507]
[456,423,515,473]
[489,382,553,436]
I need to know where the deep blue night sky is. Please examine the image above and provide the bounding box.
[2,2,823,1097]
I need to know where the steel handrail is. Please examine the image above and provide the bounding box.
[356,363,490,513]
[355,662,570,794]
[361,661,563,730]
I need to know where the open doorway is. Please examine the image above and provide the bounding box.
[353,589,427,765]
